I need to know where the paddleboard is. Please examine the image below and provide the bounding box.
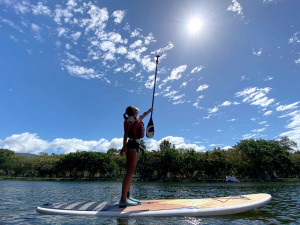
[36,193,271,217]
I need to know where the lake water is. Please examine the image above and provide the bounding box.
[0,180,299,224]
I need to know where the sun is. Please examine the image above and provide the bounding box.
[187,17,203,34]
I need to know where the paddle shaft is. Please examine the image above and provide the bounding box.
[150,55,160,117]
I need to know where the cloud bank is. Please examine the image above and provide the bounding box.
[0,132,206,154]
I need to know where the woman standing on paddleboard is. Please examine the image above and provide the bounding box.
[120,106,153,206]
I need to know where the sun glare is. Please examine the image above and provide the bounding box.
[188,17,203,34]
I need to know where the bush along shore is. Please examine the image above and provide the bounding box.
[1,137,299,181]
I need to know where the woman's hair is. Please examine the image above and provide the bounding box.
[123,106,135,120]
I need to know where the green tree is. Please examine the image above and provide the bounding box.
[107,148,119,156]
[290,151,300,177]
[278,136,298,152]
[182,149,199,180]
[36,153,61,177]
[136,151,156,179]
[155,147,181,179]
[0,149,15,176]
[159,140,172,151]
[234,139,294,179]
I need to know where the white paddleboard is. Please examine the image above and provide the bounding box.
[36,193,271,217]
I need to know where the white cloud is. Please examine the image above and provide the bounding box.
[227,118,236,122]
[263,0,274,3]
[32,2,51,16]
[243,133,257,139]
[264,76,273,81]
[144,33,156,45]
[276,101,300,111]
[9,35,18,41]
[100,41,115,52]
[145,75,160,89]
[280,110,300,149]
[193,95,205,110]
[126,46,147,61]
[222,101,231,106]
[130,40,143,49]
[196,84,209,92]
[193,102,203,110]
[66,52,80,61]
[65,64,102,79]
[163,90,176,97]
[241,75,249,81]
[208,106,219,114]
[223,146,231,150]
[116,46,127,54]
[140,55,156,72]
[51,137,123,154]
[163,90,185,104]
[1,18,23,32]
[252,128,266,133]
[65,43,72,50]
[145,136,205,152]
[221,101,239,106]
[67,0,78,8]
[163,65,186,84]
[252,48,262,56]
[31,23,41,40]
[259,121,268,125]
[14,1,30,14]
[191,66,205,74]
[123,63,135,72]
[180,82,187,88]
[108,32,125,43]
[0,133,205,154]
[152,42,174,55]
[54,5,73,25]
[131,29,141,37]
[197,95,204,100]
[51,138,101,154]
[289,32,300,44]
[235,87,275,108]
[112,10,126,24]
[227,0,244,20]
[264,110,272,116]
[0,132,50,154]
[84,5,109,32]
[71,31,81,41]
[294,58,300,64]
[57,27,67,37]
[0,1,167,91]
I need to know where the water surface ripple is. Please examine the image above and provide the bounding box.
[0,180,299,224]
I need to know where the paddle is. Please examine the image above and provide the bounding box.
[146,55,160,138]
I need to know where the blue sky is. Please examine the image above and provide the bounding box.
[0,0,299,154]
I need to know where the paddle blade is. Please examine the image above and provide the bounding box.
[146,117,154,138]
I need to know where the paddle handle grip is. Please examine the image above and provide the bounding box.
[151,55,160,116]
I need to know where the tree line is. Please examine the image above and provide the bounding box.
[0,137,299,181]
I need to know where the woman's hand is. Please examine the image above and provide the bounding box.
[120,146,126,156]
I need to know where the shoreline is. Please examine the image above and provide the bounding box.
[1,176,299,182]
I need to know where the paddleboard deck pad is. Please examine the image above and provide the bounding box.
[36,193,271,217]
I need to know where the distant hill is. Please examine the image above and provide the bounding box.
[16,153,36,157]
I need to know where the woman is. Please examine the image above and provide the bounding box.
[120,106,153,206]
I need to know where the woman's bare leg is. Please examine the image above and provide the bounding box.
[121,148,138,201]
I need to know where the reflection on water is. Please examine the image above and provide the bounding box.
[0,180,299,224]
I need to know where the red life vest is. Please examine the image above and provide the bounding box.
[124,117,145,139]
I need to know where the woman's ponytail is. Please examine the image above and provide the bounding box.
[124,106,135,120]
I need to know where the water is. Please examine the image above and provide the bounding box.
[0,180,299,224]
